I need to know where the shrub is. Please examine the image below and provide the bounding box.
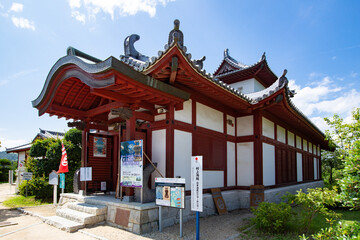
[252,202,293,233]
[310,221,360,240]
[19,177,52,200]
[286,187,341,232]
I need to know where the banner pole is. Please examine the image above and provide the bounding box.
[180,208,183,238]
[53,185,57,206]
[159,206,162,232]
[196,211,200,240]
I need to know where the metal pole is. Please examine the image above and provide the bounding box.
[196,211,200,240]
[53,185,57,206]
[159,206,162,232]
[141,187,143,204]
[25,183,28,197]
[180,208,183,238]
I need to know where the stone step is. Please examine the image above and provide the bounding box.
[44,216,84,233]
[67,202,107,216]
[56,208,105,225]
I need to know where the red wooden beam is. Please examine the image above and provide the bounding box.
[87,101,129,117]
[134,111,154,122]
[90,88,135,103]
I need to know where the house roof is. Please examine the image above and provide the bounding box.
[6,143,32,153]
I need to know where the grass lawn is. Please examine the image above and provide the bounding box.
[2,195,50,208]
[240,206,360,240]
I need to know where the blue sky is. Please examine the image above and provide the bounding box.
[0,0,359,150]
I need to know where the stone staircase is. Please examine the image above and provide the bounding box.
[44,202,107,232]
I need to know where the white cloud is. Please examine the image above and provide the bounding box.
[71,10,86,24]
[9,2,23,13]
[0,79,9,86]
[331,56,336,60]
[0,137,28,151]
[288,76,360,132]
[68,0,174,23]
[0,3,4,9]
[0,69,38,87]
[11,16,35,30]
[350,72,358,78]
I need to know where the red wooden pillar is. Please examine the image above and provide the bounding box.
[166,104,175,178]
[253,110,263,185]
[124,115,136,196]
[81,127,88,190]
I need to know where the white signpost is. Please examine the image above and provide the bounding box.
[49,171,58,205]
[191,156,203,240]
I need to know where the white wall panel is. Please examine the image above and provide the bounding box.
[151,129,166,188]
[277,125,286,143]
[309,143,313,154]
[203,171,224,189]
[237,115,253,136]
[313,145,317,155]
[296,136,302,149]
[263,143,275,186]
[288,131,295,147]
[226,115,235,136]
[297,152,303,182]
[303,139,308,151]
[196,102,223,133]
[175,99,192,124]
[227,142,236,187]
[314,158,318,180]
[237,142,254,186]
[174,130,192,190]
[262,117,274,139]
[318,147,321,156]
[229,78,265,94]
[155,114,166,121]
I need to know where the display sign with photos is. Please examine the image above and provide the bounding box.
[155,178,185,209]
[120,140,143,188]
[94,137,107,157]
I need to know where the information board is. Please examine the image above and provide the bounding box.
[211,188,228,215]
[80,167,92,181]
[59,173,65,189]
[21,172,33,181]
[120,140,143,188]
[155,178,185,209]
[191,156,203,212]
[49,171,58,185]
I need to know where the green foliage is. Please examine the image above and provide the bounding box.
[286,188,341,232]
[2,195,48,208]
[338,140,360,210]
[19,177,52,199]
[26,128,82,193]
[310,221,360,240]
[321,150,343,187]
[0,158,12,181]
[252,202,293,233]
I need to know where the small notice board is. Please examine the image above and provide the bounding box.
[211,188,227,215]
[155,178,185,209]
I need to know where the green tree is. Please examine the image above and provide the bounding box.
[322,108,360,186]
[0,158,12,181]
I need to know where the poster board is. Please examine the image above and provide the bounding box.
[250,185,264,207]
[155,178,185,209]
[211,188,227,215]
[49,171,58,185]
[120,140,143,188]
[21,172,33,181]
[94,137,107,157]
[191,156,203,212]
[59,173,65,189]
[80,167,92,181]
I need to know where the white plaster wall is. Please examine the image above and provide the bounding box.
[196,102,223,133]
[174,130,192,190]
[262,117,274,139]
[254,79,266,92]
[309,143,313,154]
[314,158,318,180]
[237,142,254,186]
[263,143,275,186]
[288,131,295,147]
[203,171,224,189]
[318,147,321,156]
[236,115,253,136]
[228,78,265,94]
[296,136,302,149]
[18,152,26,170]
[227,142,236,187]
[226,115,235,136]
[155,114,166,121]
[303,139,308,151]
[313,145,317,156]
[175,99,192,124]
[277,125,286,143]
[151,129,166,188]
[297,152,303,182]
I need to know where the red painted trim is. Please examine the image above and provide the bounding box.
[166,104,175,178]
[125,116,136,141]
[253,110,263,185]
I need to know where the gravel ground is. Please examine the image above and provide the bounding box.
[0,183,254,239]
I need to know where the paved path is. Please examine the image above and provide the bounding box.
[0,183,253,239]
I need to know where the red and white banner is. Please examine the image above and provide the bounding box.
[58,143,69,173]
